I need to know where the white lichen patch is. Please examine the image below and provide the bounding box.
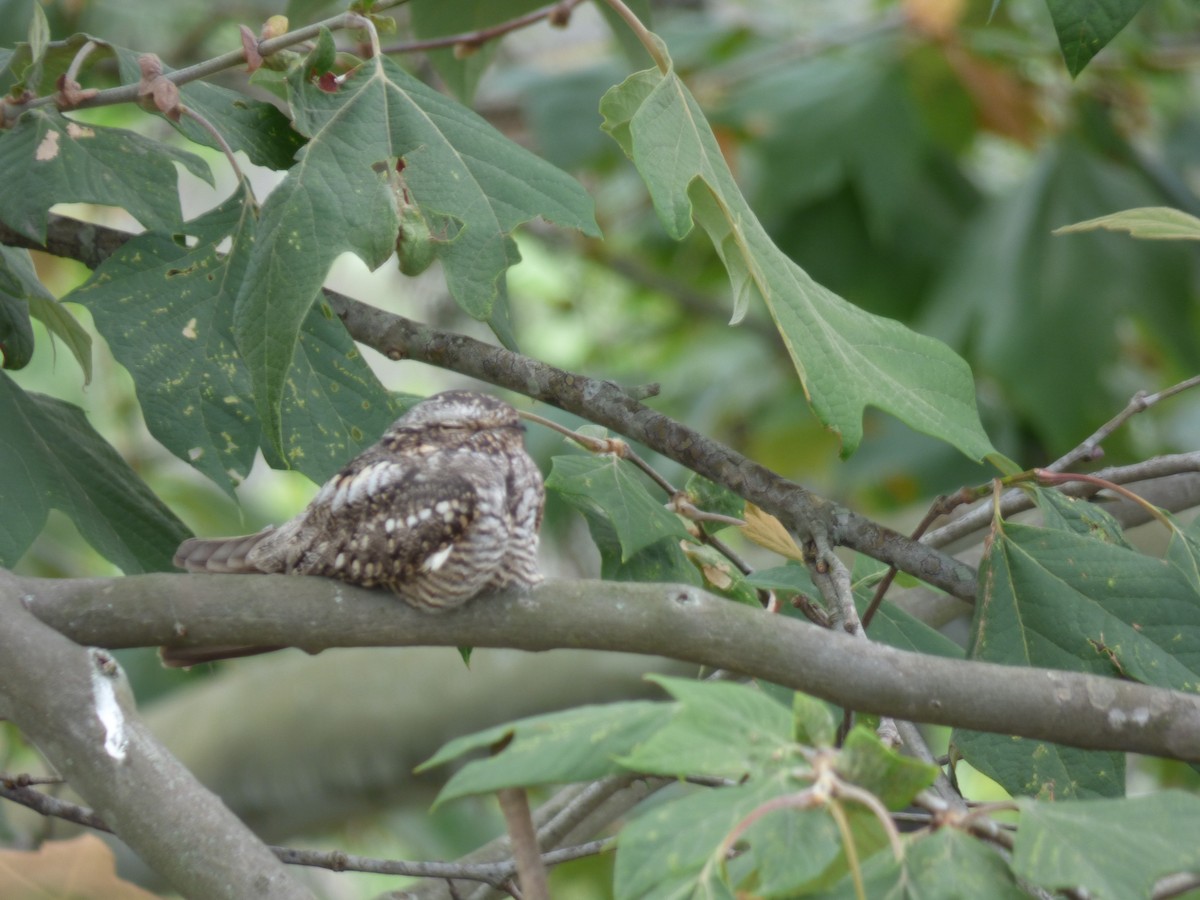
[90,656,128,762]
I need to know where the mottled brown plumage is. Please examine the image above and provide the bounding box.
[166,391,544,665]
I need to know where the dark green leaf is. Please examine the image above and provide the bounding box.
[812,829,1025,900]
[586,510,705,585]
[955,730,1124,800]
[1046,0,1145,77]
[617,676,794,779]
[1031,486,1130,546]
[0,245,91,380]
[0,292,32,369]
[974,522,1200,691]
[112,49,307,170]
[953,518,1200,798]
[237,46,598,453]
[0,108,211,242]
[0,246,34,370]
[745,564,816,595]
[0,372,190,571]
[1014,791,1200,899]
[837,727,938,810]
[615,777,794,900]
[547,454,691,561]
[64,192,399,494]
[420,701,665,805]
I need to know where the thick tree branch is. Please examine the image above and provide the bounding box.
[0,214,979,602]
[18,572,1200,762]
[0,572,314,900]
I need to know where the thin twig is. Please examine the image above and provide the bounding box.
[379,0,587,55]
[2,4,408,122]
[0,781,613,885]
[1048,375,1200,472]
[497,788,549,900]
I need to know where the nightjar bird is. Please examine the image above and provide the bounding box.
[173,390,544,614]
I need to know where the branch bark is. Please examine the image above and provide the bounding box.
[18,571,1200,762]
[0,572,315,900]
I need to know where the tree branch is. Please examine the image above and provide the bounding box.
[17,572,1200,762]
[0,214,980,603]
[0,572,315,900]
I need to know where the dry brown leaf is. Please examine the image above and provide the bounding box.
[0,834,160,899]
[740,502,805,562]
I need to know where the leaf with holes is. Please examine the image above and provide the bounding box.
[235,35,599,455]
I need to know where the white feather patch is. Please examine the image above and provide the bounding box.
[422,545,454,572]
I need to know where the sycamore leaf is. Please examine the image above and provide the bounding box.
[0,108,210,243]
[600,63,993,460]
[1045,0,1145,78]
[1054,205,1200,241]
[236,38,599,455]
[65,191,399,494]
[0,245,91,380]
[1015,792,1200,899]
[0,372,190,571]
[547,454,691,561]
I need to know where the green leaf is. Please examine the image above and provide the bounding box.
[111,49,307,171]
[813,829,1025,900]
[0,245,91,380]
[1166,518,1200,594]
[547,454,691,561]
[1045,0,1145,77]
[64,192,399,494]
[617,676,795,779]
[1014,791,1200,899]
[599,64,993,461]
[837,727,938,810]
[683,472,745,524]
[0,293,32,370]
[0,109,211,243]
[615,777,802,900]
[974,522,1200,691]
[237,47,598,455]
[409,0,547,102]
[586,510,705,586]
[0,372,190,571]
[1054,205,1200,240]
[0,248,34,370]
[792,693,836,748]
[1031,486,1130,546]
[955,519,1200,798]
[420,701,665,805]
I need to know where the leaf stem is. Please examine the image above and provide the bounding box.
[599,0,670,73]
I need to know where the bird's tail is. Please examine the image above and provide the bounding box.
[173,526,277,574]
